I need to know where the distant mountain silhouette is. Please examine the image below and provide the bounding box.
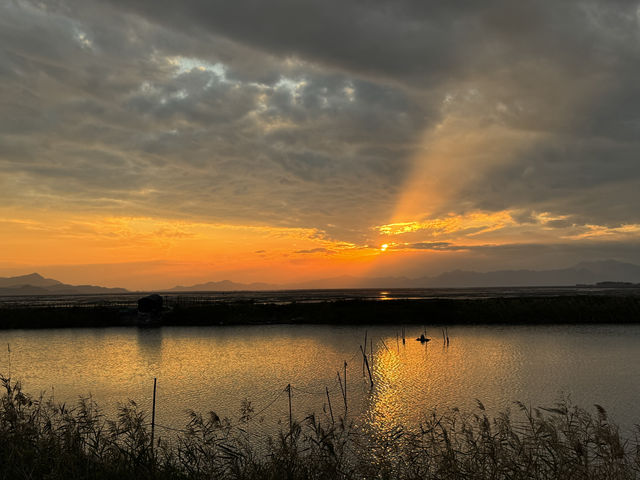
[573,260,640,282]
[3,260,640,295]
[0,273,129,296]
[167,260,640,291]
[270,260,639,289]
[169,280,277,292]
[422,260,640,287]
[0,273,62,288]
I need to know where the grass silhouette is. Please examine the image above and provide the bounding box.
[1,375,639,479]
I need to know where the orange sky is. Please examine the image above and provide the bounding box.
[2,1,640,289]
[3,200,639,289]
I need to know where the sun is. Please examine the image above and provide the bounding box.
[381,244,389,251]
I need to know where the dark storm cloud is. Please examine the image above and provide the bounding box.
[99,0,640,227]
[101,0,640,86]
[0,0,428,238]
[2,0,640,254]
[463,137,640,226]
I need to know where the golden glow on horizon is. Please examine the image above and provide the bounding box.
[363,104,542,266]
[4,204,640,289]
[0,209,382,288]
[364,104,640,270]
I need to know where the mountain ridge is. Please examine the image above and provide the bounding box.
[0,273,128,296]
[169,280,276,291]
[2,260,640,294]
[0,272,63,288]
[166,259,640,291]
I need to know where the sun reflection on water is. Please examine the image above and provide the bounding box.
[367,347,405,437]
[360,329,528,443]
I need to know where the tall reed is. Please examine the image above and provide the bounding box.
[1,375,639,479]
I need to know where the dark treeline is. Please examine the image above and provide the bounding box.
[1,295,640,329]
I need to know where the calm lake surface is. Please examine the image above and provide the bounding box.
[1,324,640,439]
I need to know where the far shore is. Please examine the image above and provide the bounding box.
[1,293,639,329]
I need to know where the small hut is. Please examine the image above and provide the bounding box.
[137,294,163,325]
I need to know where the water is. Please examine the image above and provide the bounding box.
[1,324,640,440]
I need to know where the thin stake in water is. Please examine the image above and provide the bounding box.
[362,331,368,377]
[343,361,347,412]
[360,345,374,389]
[287,383,292,434]
[151,377,157,456]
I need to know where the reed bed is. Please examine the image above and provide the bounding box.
[1,375,639,479]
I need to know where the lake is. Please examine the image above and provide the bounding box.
[1,324,639,441]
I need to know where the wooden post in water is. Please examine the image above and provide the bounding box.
[325,386,334,425]
[287,384,292,435]
[151,377,157,456]
[362,331,367,376]
[360,345,374,389]
[343,361,347,411]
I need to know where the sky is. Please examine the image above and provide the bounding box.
[1,0,640,289]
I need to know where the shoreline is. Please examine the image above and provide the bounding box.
[1,294,639,329]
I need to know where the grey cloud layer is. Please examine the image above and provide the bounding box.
[2,0,640,248]
[1,0,429,240]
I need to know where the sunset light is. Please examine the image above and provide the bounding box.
[0,0,638,291]
[2,2,640,478]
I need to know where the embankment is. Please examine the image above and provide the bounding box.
[1,294,639,329]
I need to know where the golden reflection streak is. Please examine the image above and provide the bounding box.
[360,330,526,448]
[365,345,405,445]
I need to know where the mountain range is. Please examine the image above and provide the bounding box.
[169,280,275,292]
[166,260,640,291]
[0,273,128,296]
[2,260,640,295]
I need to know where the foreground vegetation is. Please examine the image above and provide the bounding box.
[1,376,639,479]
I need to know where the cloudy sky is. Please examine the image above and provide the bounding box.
[2,0,640,289]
